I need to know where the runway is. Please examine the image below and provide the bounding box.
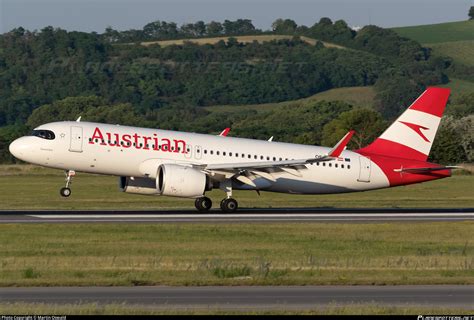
[0,208,472,223]
[1,285,472,310]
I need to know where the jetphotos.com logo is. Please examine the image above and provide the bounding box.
[418,316,474,320]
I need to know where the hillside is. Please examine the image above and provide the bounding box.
[428,40,474,66]
[140,34,346,49]
[205,86,375,113]
[392,20,474,44]
[393,20,474,98]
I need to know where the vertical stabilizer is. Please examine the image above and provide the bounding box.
[357,87,450,161]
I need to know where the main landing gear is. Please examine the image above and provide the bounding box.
[195,196,212,212]
[194,181,239,213]
[60,170,75,197]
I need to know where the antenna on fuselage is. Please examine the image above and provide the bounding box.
[76,116,82,122]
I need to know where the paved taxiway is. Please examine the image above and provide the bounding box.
[0,208,472,223]
[1,286,472,309]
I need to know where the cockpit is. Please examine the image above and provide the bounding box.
[30,129,55,140]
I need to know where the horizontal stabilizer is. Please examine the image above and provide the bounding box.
[394,166,460,174]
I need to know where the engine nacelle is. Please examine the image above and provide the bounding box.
[157,164,211,198]
[119,176,159,195]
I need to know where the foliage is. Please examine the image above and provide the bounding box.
[321,108,386,149]
[0,18,468,164]
[26,96,144,129]
[374,76,423,119]
[429,118,469,164]
[103,19,261,43]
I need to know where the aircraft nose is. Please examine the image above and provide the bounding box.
[9,137,30,159]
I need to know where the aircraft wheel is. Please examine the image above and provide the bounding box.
[220,198,238,213]
[195,196,212,212]
[60,187,71,197]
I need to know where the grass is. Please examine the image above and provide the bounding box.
[428,40,474,66]
[0,165,472,209]
[392,20,474,44]
[0,165,472,210]
[0,222,472,286]
[441,78,474,99]
[204,86,376,114]
[139,34,346,49]
[0,302,471,315]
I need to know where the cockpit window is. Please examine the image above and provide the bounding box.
[30,130,55,140]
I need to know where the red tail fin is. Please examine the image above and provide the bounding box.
[357,87,450,161]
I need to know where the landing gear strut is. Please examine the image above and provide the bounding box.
[220,198,238,213]
[60,170,75,197]
[219,180,239,213]
[195,196,212,212]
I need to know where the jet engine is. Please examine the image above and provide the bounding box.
[119,176,159,195]
[157,164,211,198]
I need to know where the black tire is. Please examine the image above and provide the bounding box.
[60,187,71,197]
[195,196,212,212]
[220,198,238,213]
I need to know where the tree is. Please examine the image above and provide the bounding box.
[469,6,474,19]
[322,108,386,149]
[206,21,223,36]
[429,120,467,164]
[272,19,297,34]
[374,76,422,119]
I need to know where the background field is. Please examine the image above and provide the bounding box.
[392,20,474,44]
[0,165,472,210]
[139,34,346,49]
[204,86,376,114]
[428,40,474,67]
[0,222,472,287]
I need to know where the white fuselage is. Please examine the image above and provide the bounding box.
[10,121,390,195]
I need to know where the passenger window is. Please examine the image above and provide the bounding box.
[217,151,220,155]
[223,152,226,156]
[341,164,344,168]
[229,152,233,156]
[348,165,351,169]
[210,150,214,155]
[335,164,338,168]
[329,163,332,167]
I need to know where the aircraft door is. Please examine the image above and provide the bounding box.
[69,126,83,153]
[357,156,371,182]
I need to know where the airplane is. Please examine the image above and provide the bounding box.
[9,87,457,212]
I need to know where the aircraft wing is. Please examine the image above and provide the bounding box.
[193,130,354,186]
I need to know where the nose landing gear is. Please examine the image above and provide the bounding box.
[219,180,238,213]
[60,170,75,197]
